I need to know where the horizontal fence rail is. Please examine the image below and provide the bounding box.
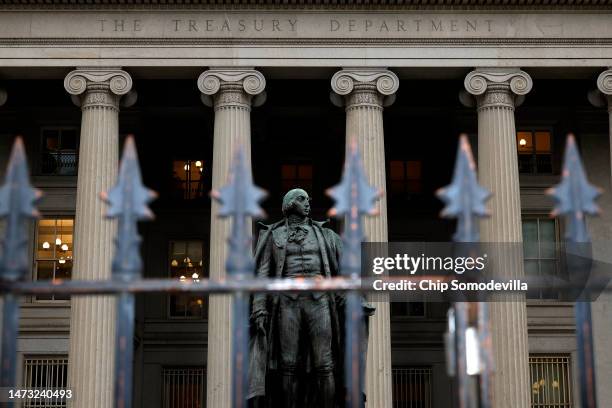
[0,134,603,408]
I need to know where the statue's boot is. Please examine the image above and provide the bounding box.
[318,374,335,408]
[282,374,298,408]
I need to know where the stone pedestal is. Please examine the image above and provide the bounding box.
[331,68,398,408]
[464,68,532,408]
[198,68,265,408]
[64,68,133,408]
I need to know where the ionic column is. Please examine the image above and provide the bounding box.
[331,68,398,408]
[198,68,266,408]
[586,69,612,408]
[64,68,133,408]
[464,68,532,408]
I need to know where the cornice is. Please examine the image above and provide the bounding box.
[1,1,612,9]
[3,38,612,46]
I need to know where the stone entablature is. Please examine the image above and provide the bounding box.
[1,12,612,40]
[2,0,612,6]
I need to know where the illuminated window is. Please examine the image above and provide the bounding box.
[392,367,432,408]
[529,355,572,408]
[34,218,74,301]
[40,128,78,175]
[390,160,422,194]
[162,367,205,408]
[281,163,313,193]
[172,160,205,200]
[168,240,205,318]
[517,131,553,174]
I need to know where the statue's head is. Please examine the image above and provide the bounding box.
[282,188,311,217]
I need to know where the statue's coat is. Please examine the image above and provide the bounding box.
[247,218,346,403]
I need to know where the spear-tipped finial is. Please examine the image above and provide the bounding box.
[437,134,490,242]
[0,137,42,282]
[211,148,266,276]
[101,136,156,280]
[547,134,601,243]
[327,140,381,219]
[211,149,267,220]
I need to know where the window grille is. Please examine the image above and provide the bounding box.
[40,128,78,175]
[529,355,573,408]
[162,367,206,408]
[22,356,68,407]
[392,367,433,408]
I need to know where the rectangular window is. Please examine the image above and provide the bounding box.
[281,163,313,193]
[162,367,206,408]
[22,356,68,407]
[34,218,74,301]
[390,160,422,194]
[391,302,426,318]
[517,131,553,174]
[392,366,433,408]
[40,128,79,175]
[522,217,561,300]
[168,240,205,318]
[529,355,572,408]
[172,160,206,200]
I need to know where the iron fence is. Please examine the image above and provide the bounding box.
[0,133,605,408]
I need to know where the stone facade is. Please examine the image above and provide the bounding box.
[1,4,611,408]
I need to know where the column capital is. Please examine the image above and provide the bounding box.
[597,68,612,96]
[464,68,532,110]
[331,68,399,109]
[198,68,266,109]
[64,68,133,110]
[587,69,612,110]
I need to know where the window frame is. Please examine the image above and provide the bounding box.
[280,162,314,193]
[517,128,554,175]
[391,365,433,408]
[170,158,207,201]
[521,214,565,301]
[388,159,423,195]
[166,239,207,320]
[528,354,573,408]
[39,126,80,176]
[161,366,206,408]
[32,216,75,303]
[390,302,428,320]
[22,354,69,407]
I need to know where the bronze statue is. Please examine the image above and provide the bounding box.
[247,188,373,408]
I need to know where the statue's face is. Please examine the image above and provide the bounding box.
[290,191,311,217]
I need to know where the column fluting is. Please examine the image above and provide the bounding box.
[465,68,533,408]
[64,68,133,408]
[198,68,265,408]
[331,68,398,408]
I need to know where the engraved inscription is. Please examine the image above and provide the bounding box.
[328,18,494,33]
